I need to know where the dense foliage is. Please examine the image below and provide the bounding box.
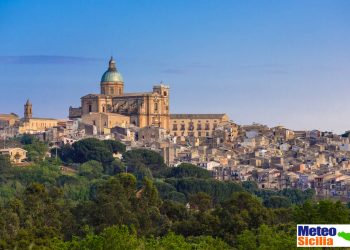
[55,138,125,164]
[0,137,345,249]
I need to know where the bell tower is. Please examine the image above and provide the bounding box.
[24,99,32,121]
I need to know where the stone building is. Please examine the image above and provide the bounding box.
[0,113,19,129]
[81,112,130,134]
[18,100,58,134]
[138,126,168,143]
[69,57,170,130]
[169,114,229,138]
[0,148,27,164]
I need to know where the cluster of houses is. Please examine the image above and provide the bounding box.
[2,112,350,200]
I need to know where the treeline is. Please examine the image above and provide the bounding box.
[0,137,348,249]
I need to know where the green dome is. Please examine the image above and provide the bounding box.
[101,57,123,83]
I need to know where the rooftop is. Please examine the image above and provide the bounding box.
[170,114,227,119]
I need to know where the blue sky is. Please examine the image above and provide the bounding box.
[0,0,349,133]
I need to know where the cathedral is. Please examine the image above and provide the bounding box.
[69,57,170,131]
[69,57,229,137]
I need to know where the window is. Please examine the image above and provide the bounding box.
[205,123,210,130]
[163,91,167,96]
[213,123,217,129]
[197,123,202,130]
[206,132,209,136]
[174,132,177,136]
[154,102,158,112]
[93,120,96,125]
[198,131,202,137]
[181,124,185,131]
[102,106,105,112]
[88,105,92,112]
[189,122,194,131]
[173,123,178,131]
[110,87,114,94]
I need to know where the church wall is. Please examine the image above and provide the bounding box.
[97,97,113,113]
[19,119,58,134]
[81,95,113,115]
[111,88,170,131]
[81,97,99,114]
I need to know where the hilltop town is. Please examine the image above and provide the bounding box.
[1,57,350,201]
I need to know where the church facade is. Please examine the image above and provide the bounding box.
[69,57,230,137]
[69,57,170,131]
[19,100,58,134]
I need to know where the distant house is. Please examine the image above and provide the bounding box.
[0,148,27,164]
[198,161,220,171]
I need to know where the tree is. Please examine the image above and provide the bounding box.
[74,176,137,233]
[71,138,115,165]
[155,181,187,204]
[189,192,212,212]
[236,225,295,250]
[0,155,12,173]
[263,195,291,208]
[20,134,37,145]
[165,177,243,203]
[23,141,48,162]
[242,181,258,193]
[123,149,167,176]
[78,160,104,180]
[160,200,189,221]
[55,144,74,163]
[294,200,350,224]
[103,159,125,175]
[103,140,126,154]
[168,163,212,179]
[67,225,144,250]
[214,192,271,244]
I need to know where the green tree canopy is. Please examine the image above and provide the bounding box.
[123,149,167,176]
[168,163,212,179]
[78,160,104,180]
